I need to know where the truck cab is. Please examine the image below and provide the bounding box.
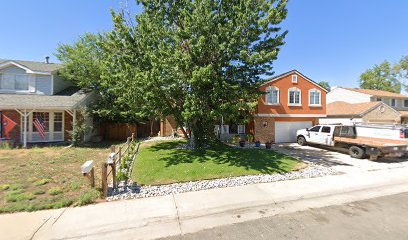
[296,125,355,146]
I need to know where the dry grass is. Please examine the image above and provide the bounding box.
[0,142,116,213]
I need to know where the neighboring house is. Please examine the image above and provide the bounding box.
[327,87,408,124]
[0,58,94,147]
[320,101,401,125]
[160,70,328,143]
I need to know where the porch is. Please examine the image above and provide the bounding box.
[0,88,94,147]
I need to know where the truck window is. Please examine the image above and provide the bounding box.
[337,126,355,137]
[321,126,331,133]
[309,126,321,132]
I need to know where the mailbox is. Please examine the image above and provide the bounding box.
[81,160,94,174]
[107,152,116,164]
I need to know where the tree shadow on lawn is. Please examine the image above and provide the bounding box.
[148,141,300,174]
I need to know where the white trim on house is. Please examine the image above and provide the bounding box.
[291,74,298,83]
[260,70,329,93]
[0,61,52,75]
[20,110,65,143]
[255,114,327,117]
[288,87,301,106]
[308,88,322,107]
[265,86,280,105]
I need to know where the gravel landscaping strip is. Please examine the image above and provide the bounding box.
[106,164,338,201]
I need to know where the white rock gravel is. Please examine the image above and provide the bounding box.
[106,164,337,201]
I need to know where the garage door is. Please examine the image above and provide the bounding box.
[275,121,313,143]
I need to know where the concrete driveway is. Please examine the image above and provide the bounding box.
[271,143,408,174]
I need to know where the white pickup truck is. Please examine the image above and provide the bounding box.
[296,125,408,160]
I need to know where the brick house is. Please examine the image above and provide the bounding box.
[160,70,328,143]
[0,59,95,147]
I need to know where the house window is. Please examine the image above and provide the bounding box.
[266,86,279,105]
[404,100,408,108]
[288,87,301,106]
[221,125,229,134]
[292,75,298,83]
[0,73,29,91]
[377,98,382,102]
[391,99,396,107]
[309,89,321,106]
[32,112,49,132]
[238,125,245,134]
[54,112,63,132]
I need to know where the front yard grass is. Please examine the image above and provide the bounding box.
[0,143,113,213]
[132,140,306,185]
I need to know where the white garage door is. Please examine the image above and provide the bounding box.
[275,121,313,143]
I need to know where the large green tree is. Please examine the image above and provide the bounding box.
[101,0,288,147]
[56,33,146,122]
[318,81,330,91]
[359,60,402,93]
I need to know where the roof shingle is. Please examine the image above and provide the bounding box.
[0,59,62,73]
[344,88,408,99]
[327,101,383,117]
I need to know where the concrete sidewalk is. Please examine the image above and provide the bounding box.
[2,168,408,240]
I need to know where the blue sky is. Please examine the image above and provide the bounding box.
[1,0,407,88]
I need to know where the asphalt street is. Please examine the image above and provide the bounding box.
[161,192,408,240]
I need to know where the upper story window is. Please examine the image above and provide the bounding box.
[292,75,298,83]
[391,99,396,107]
[404,100,408,108]
[288,87,301,106]
[0,73,29,91]
[376,97,382,102]
[309,88,321,106]
[265,86,279,105]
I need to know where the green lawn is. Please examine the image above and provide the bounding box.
[132,140,306,185]
[0,143,114,213]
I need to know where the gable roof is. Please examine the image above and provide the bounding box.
[0,59,62,73]
[342,88,408,99]
[260,70,328,92]
[0,87,94,110]
[326,101,397,117]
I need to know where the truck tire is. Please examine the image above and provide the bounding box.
[349,146,365,159]
[297,136,307,146]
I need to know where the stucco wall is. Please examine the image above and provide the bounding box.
[257,73,327,116]
[327,88,371,104]
[362,105,401,123]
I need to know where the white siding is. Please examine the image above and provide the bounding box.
[319,118,363,125]
[53,74,73,94]
[35,75,52,95]
[0,66,26,74]
[327,87,372,104]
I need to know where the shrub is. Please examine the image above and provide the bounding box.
[48,187,63,195]
[33,189,46,195]
[34,178,52,186]
[76,189,100,206]
[0,184,10,191]
[5,191,35,202]
[232,135,241,144]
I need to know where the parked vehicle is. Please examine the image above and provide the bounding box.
[355,123,408,141]
[296,125,408,160]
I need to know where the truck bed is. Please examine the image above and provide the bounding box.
[334,136,408,148]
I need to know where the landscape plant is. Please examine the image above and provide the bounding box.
[57,0,289,148]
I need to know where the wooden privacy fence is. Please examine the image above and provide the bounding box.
[101,133,135,197]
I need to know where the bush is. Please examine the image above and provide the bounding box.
[76,189,100,206]
[48,187,63,195]
[34,178,52,186]
[0,184,10,191]
[5,190,35,202]
[33,189,46,195]
[232,135,241,144]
